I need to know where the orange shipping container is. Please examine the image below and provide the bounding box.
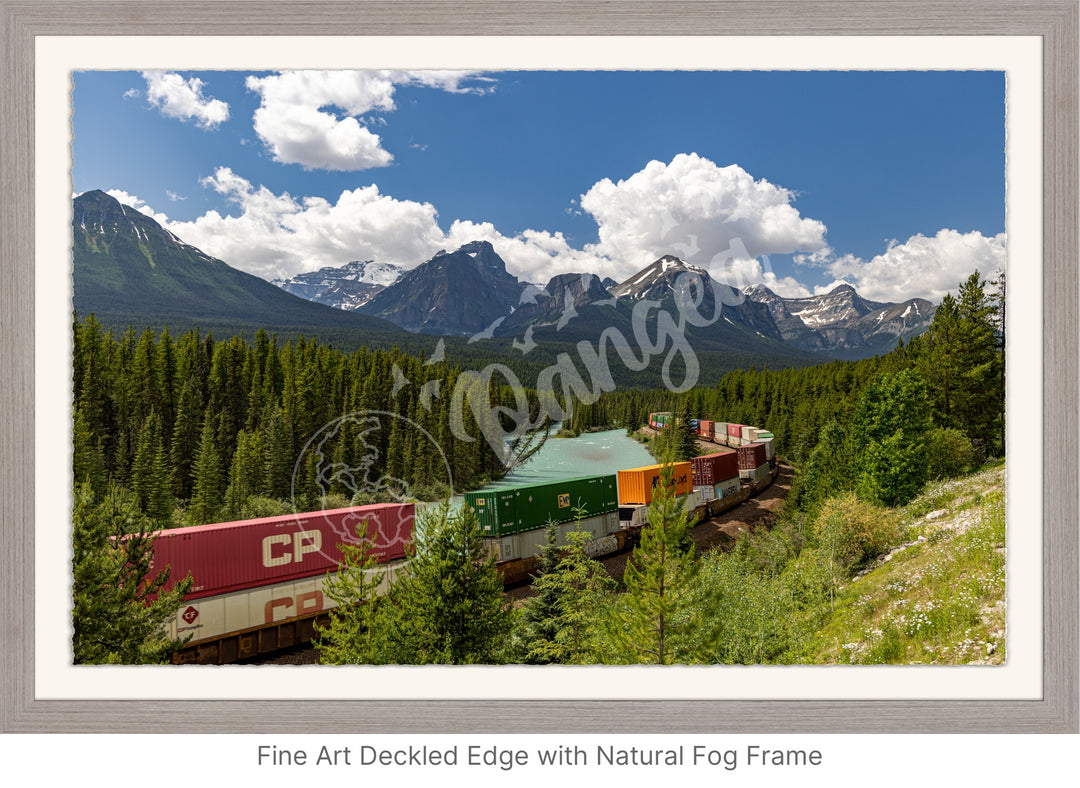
[617,461,693,505]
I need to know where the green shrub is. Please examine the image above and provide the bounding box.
[812,493,899,574]
[926,427,978,479]
[239,496,295,519]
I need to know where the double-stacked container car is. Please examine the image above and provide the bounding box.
[755,431,777,466]
[155,503,415,664]
[737,442,771,485]
[691,451,741,502]
[698,419,714,442]
[463,475,620,583]
[616,461,700,527]
[648,411,672,429]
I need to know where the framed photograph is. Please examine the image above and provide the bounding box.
[2,1,1075,733]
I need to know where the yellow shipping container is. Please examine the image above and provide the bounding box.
[617,461,693,505]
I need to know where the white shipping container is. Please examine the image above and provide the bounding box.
[738,463,771,485]
[759,436,776,460]
[742,426,757,441]
[167,562,406,644]
[619,504,650,528]
[490,512,618,561]
[696,484,717,502]
[717,477,741,498]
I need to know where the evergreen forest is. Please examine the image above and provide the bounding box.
[71,271,1006,665]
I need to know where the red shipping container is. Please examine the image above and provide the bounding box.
[737,443,768,470]
[699,419,714,440]
[691,451,739,485]
[148,503,415,600]
[727,423,745,438]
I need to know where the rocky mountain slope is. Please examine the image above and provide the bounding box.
[744,283,936,359]
[272,260,403,310]
[358,241,525,336]
[72,190,403,336]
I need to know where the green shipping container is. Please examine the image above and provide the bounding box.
[463,475,619,537]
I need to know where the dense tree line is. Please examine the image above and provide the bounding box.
[72,315,523,529]
[72,483,192,663]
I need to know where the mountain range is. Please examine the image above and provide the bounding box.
[742,283,936,359]
[359,241,525,337]
[72,191,936,363]
[289,246,935,359]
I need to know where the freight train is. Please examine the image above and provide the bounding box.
[153,419,779,664]
[468,418,778,583]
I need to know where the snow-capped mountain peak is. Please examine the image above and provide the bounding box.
[272,260,405,310]
[743,283,937,359]
[610,254,711,300]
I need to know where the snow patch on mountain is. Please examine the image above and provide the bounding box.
[272,260,405,311]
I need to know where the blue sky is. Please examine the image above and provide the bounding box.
[72,69,1006,301]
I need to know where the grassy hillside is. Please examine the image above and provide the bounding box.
[810,462,1006,664]
[691,461,1006,665]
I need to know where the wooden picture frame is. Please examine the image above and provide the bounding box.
[1,0,1075,733]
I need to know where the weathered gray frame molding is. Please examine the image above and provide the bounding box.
[2,0,1076,733]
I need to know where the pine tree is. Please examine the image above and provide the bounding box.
[520,524,615,664]
[377,503,512,664]
[169,376,202,499]
[601,460,701,664]
[130,411,171,523]
[224,428,266,517]
[515,523,563,663]
[673,401,699,461]
[312,519,387,664]
[189,415,223,524]
[261,402,293,501]
[850,370,933,506]
[72,483,192,663]
[793,419,855,513]
[954,271,1001,453]
[990,269,1006,455]
[72,404,108,499]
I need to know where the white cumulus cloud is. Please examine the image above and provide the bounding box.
[579,152,829,282]
[760,270,813,299]
[245,70,492,171]
[104,154,838,290]
[104,189,171,225]
[444,221,619,285]
[142,71,229,129]
[159,168,446,280]
[824,229,1006,302]
[100,164,1006,309]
